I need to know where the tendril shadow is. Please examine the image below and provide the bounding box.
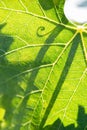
[37,26,53,37]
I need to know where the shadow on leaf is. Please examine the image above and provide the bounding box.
[0,23,13,63]
[0,19,75,130]
[38,0,54,10]
[42,106,87,130]
[12,24,66,130]
[40,34,80,129]
[0,5,84,130]
[38,0,68,23]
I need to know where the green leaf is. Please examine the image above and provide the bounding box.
[0,0,87,130]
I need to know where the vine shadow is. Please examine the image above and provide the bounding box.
[0,2,83,130]
[0,8,68,130]
[0,3,75,129]
[13,1,69,128]
[39,34,81,129]
[13,24,66,130]
[42,105,87,130]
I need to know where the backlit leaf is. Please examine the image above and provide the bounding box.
[0,0,87,130]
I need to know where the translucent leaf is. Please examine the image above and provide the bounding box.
[0,0,87,130]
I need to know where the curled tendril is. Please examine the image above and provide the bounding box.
[37,26,52,37]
